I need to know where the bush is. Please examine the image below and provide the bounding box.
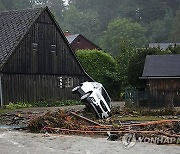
[5,102,32,110]
[76,49,121,99]
[30,100,82,107]
[4,100,83,109]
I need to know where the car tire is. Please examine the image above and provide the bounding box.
[72,86,80,94]
[90,103,101,119]
[81,92,91,100]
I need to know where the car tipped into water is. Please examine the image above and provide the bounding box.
[72,82,111,119]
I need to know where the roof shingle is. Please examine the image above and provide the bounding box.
[0,7,44,65]
[142,54,180,78]
[65,34,79,44]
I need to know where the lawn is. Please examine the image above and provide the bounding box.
[117,116,166,121]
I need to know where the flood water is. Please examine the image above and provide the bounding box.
[0,128,180,154]
[0,125,25,129]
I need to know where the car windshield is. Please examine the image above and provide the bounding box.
[101,87,111,107]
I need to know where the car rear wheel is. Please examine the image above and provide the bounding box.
[72,86,80,94]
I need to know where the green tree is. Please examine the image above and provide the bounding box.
[119,0,170,24]
[63,5,100,43]
[0,0,31,11]
[148,11,174,42]
[69,0,122,32]
[127,48,170,88]
[76,49,121,99]
[169,9,180,42]
[68,0,180,44]
[0,2,5,11]
[100,18,147,55]
[116,47,136,91]
[31,0,65,23]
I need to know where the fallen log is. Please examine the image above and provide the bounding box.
[42,126,180,138]
[70,112,102,126]
[125,120,180,127]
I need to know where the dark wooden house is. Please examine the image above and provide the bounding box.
[141,55,180,107]
[65,33,100,51]
[0,7,92,106]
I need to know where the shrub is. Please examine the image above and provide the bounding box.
[76,49,121,99]
[5,102,32,110]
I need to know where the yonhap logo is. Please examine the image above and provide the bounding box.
[122,133,180,149]
[138,136,180,144]
[122,133,136,149]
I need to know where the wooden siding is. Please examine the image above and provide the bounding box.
[71,35,100,51]
[148,79,180,107]
[2,10,85,76]
[0,9,91,105]
[2,73,87,104]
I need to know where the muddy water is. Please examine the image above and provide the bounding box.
[0,128,180,154]
[0,125,25,129]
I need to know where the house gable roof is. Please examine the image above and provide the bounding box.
[0,7,93,80]
[141,54,180,79]
[66,34,79,44]
[65,34,100,49]
[0,7,44,66]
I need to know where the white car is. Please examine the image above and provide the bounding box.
[72,82,111,119]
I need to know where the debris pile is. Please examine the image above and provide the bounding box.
[28,110,101,133]
[27,109,180,145]
[1,106,180,145]
[0,111,43,126]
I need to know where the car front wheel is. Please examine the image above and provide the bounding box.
[72,86,80,94]
[81,92,91,100]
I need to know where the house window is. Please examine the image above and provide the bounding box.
[77,39,80,43]
[57,77,63,88]
[32,43,38,52]
[57,77,73,88]
[51,44,56,53]
[65,77,73,88]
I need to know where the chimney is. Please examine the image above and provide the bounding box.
[64,30,71,36]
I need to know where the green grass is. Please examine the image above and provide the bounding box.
[0,109,4,113]
[0,108,9,114]
[29,100,83,107]
[117,116,168,121]
[2,100,83,110]
[5,102,32,110]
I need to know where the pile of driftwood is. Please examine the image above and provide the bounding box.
[27,109,180,144]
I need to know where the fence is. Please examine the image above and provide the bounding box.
[125,88,180,107]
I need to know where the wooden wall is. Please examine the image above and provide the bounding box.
[0,9,91,105]
[2,74,87,104]
[2,10,85,76]
[148,79,180,107]
[71,35,100,51]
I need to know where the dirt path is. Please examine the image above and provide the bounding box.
[6,101,124,113]
[0,129,180,154]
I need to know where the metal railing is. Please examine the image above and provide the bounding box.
[125,88,180,107]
